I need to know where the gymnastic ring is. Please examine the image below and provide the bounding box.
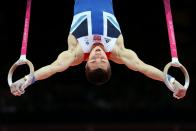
[163,62,190,91]
[7,59,34,87]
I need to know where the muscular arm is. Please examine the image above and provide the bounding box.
[34,50,75,80]
[109,35,187,99]
[10,35,84,96]
[110,35,164,82]
[34,35,83,81]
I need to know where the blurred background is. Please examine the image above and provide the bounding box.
[0,0,195,130]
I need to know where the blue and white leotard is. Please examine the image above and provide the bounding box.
[70,0,121,54]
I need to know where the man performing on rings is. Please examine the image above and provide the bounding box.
[10,0,187,99]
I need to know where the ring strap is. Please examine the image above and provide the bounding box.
[21,0,32,56]
[163,0,190,94]
[163,0,178,58]
[8,0,34,87]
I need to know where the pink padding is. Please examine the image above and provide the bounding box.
[21,0,32,55]
[163,0,178,58]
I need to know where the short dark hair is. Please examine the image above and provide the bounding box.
[85,65,111,86]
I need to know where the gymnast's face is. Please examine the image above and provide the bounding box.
[86,45,109,70]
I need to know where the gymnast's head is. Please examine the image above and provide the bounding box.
[85,44,111,85]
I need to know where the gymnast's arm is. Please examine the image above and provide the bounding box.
[110,35,164,81]
[10,35,84,96]
[110,35,187,99]
[34,35,84,81]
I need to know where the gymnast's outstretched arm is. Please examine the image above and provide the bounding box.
[35,35,83,80]
[110,35,187,99]
[110,35,164,82]
[10,35,84,96]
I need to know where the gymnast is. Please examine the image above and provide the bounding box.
[9,0,188,99]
